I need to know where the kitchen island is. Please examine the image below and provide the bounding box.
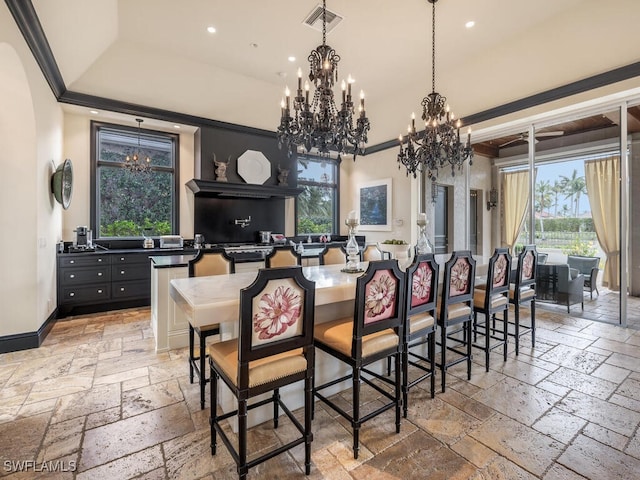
[169,263,368,427]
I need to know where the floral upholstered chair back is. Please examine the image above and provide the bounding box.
[407,254,439,316]
[238,267,315,367]
[516,245,537,288]
[488,248,512,295]
[354,259,406,341]
[442,251,476,304]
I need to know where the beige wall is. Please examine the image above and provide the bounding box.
[339,149,418,245]
[0,2,63,337]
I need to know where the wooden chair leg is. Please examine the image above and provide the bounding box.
[189,324,195,383]
[352,367,361,459]
[199,332,206,409]
[441,323,447,393]
[395,352,401,433]
[429,331,436,398]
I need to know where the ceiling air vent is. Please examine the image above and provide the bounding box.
[303,4,343,34]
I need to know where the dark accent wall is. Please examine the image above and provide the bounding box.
[194,197,285,244]
[193,126,297,244]
[197,126,295,185]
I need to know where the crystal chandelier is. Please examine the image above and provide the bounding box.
[397,0,473,180]
[124,119,152,174]
[277,0,370,159]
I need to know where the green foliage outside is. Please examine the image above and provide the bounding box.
[98,137,174,238]
[562,238,598,257]
[297,184,334,234]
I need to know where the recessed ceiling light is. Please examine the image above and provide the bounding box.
[288,56,296,62]
[90,110,99,114]
[207,26,216,34]
[465,20,475,28]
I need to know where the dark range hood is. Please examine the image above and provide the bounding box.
[186,179,302,199]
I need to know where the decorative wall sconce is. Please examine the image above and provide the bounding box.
[487,187,498,210]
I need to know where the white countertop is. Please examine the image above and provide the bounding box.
[169,263,367,328]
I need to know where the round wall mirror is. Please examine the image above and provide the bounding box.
[51,158,73,209]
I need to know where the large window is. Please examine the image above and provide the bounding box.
[91,121,179,239]
[296,155,339,235]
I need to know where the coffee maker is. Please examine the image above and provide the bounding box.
[71,226,94,252]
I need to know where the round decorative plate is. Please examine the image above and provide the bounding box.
[51,158,73,209]
[237,150,271,184]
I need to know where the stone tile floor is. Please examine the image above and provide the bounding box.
[1,299,640,479]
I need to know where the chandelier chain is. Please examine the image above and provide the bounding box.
[431,0,435,93]
[277,0,370,159]
[397,0,473,181]
[322,0,327,46]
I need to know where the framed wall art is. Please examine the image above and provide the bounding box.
[357,178,392,231]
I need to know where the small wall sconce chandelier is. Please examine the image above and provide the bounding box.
[124,119,152,174]
[487,187,498,210]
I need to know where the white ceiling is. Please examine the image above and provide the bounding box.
[31,0,640,144]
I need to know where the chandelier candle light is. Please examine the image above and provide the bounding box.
[124,119,152,174]
[397,0,473,180]
[277,0,370,159]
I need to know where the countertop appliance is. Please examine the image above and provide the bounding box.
[259,231,271,244]
[159,235,183,249]
[70,226,94,252]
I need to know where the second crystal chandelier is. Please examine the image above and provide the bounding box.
[397,0,473,180]
[277,0,370,159]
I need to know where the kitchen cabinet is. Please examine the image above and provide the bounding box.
[57,249,193,317]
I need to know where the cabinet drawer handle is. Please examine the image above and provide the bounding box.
[69,274,75,279]
[97,272,103,276]
[98,258,103,262]
[69,292,75,297]
[97,289,103,294]
[120,287,125,292]
[120,270,125,275]
[69,260,75,264]
[120,257,125,261]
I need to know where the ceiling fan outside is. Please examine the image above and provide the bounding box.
[499,130,564,148]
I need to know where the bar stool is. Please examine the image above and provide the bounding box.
[437,250,476,393]
[361,243,390,261]
[472,248,511,371]
[402,253,439,416]
[188,248,235,409]
[265,245,302,267]
[209,266,316,480]
[313,259,406,459]
[508,245,537,355]
[319,244,347,265]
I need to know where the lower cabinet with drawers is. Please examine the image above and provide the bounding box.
[57,250,191,317]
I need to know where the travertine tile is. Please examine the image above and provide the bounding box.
[79,403,193,470]
[532,407,587,444]
[543,366,617,400]
[558,434,640,480]
[557,390,640,437]
[469,414,564,476]
[472,376,560,426]
[3,305,640,480]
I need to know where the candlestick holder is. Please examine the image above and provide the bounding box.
[342,218,363,273]
[416,218,433,254]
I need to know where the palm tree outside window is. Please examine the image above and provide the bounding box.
[296,155,340,235]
